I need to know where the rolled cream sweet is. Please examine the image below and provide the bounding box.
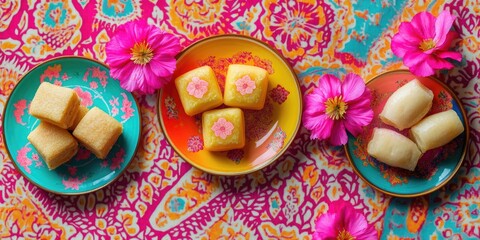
[410,110,464,153]
[380,79,433,130]
[367,128,422,171]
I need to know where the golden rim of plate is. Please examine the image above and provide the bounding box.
[157,34,303,176]
[2,55,142,195]
[344,69,470,198]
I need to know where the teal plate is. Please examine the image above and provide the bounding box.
[2,56,141,195]
[345,70,469,198]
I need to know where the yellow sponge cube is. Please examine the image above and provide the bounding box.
[27,122,78,170]
[175,66,223,116]
[69,105,89,130]
[224,64,269,110]
[29,82,80,129]
[202,108,245,151]
[73,107,123,159]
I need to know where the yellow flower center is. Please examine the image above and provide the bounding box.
[131,41,154,65]
[337,229,355,240]
[325,96,348,120]
[419,38,436,51]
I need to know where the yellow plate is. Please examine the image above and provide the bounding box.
[158,34,302,175]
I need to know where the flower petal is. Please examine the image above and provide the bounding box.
[303,89,330,141]
[105,35,133,68]
[112,23,138,50]
[397,22,423,43]
[426,56,454,70]
[403,50,439,76]
[437,31,459,50]
[304,89,326,111]
[345,91,373,136]
[403,51,429,68]
[328,120,348,146]
[143,68,164,92]
[437,51,462,61]
[391,30,422,58]
[109,61,135,82]
[433,11,456,46]
[314,213,341,239]
[344,109,373,136]
[410,12,436,39]
[119,65,145,92]
[341,73,366,102]
[408,58,436,77]
[303,113,334,141]
[318,74,341,99]
[104,21,181,94]
[129,21,149,42]
[151,31,182,57]
[344,211,376,239]
[148,55,177,78]
[391,21,424,56]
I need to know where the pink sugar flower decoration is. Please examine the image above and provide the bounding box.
[313,201,377,240]
[302,73,373,146]
[187,77,209,98]
[235,75,256,95]
[106,21,181,94]
[391,11,462,77]
[212,118,234,139]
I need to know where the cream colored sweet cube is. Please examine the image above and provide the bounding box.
[202,108,245,151]
[27,122,78,170]
[224,64,269,110]
[29,82,80,129]
[69,105,89,130]
[175,66,223,116]
[72,107,123,159]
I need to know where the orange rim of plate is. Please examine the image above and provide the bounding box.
[157,34,302,176]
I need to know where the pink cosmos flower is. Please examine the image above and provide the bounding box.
[235,75,256,95]
[187,77,209,98]
[106,21,181,94]
[302,73,373,146]
[212,118,234,139]
[313,201,377,240]
[391,11,462,77]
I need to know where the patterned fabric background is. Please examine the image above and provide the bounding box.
[1,0,479,239]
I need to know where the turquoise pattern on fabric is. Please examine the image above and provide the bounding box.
[44,2,67,27]
[101,0,135,18]
[343,0,408,61]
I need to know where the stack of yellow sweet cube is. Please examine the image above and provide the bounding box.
[175,64,269,151]
[27,82,123,170]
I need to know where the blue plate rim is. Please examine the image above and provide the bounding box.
[344,69,470,198]
[2,55,142,195]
